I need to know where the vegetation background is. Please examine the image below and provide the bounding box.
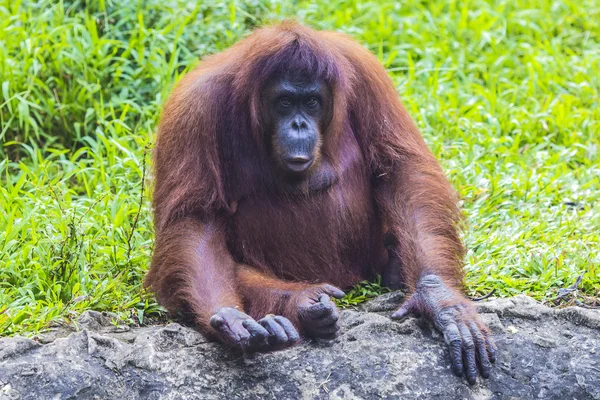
[1,0,598,336]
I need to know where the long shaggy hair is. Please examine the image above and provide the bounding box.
[145,21,464,333]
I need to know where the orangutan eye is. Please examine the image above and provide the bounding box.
[279,97,292,107]
[305,97,319,108]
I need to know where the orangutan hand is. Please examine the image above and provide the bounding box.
[293,284,345,340]
[210,307,299,354]
[392,274,496,385]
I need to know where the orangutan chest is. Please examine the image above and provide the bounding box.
[226,177,377,280]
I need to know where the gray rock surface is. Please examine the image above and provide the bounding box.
[1,294,599,399]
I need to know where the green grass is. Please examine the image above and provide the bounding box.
[1,0,598,336]
[335,278,392,308]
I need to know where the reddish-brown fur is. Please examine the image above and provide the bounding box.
[145,22,466,338]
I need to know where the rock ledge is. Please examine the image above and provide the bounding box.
[1,294,599,400]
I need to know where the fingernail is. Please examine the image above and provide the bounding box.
[391,308,408,319]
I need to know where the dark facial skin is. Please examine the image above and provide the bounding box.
[265,75,332,176]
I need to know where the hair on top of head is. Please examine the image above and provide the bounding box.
[195,21,351,98]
